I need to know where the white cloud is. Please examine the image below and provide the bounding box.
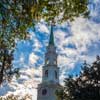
[30,31,42,51]
[54,17,100,82]
[0,68,41,100]
[29,53,39,65]
[19,53,25,63]
[36,23,49,33]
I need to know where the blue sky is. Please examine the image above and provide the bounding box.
[0,0,100,99]
[13,0,100,83]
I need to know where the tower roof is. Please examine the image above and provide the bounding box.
[49,25,54,45]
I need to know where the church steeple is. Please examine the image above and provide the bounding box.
[44,25,57,67]
[42,24,59,83]
[49,25,54,46]
[37,24,60,100]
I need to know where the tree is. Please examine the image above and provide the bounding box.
[56,56,100,100]
[0,47,19,84]
[0,0,89,84]
[0,0,89,35]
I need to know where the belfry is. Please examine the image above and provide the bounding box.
[37,25,60,100]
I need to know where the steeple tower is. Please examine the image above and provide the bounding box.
[44,25,57,68]
[37,25,60,100]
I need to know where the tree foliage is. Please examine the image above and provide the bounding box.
[0,0,89,32]
[56,56,100,100]
[0,0,89,46]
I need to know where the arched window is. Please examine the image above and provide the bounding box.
[55,71,57,79]
[42,89,47,95]
[45,70,48,77]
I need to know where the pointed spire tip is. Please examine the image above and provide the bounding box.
[49,25,54,45]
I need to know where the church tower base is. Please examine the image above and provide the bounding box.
[37,83,61,100]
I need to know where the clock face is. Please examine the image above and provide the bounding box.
[42,89,47,96]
